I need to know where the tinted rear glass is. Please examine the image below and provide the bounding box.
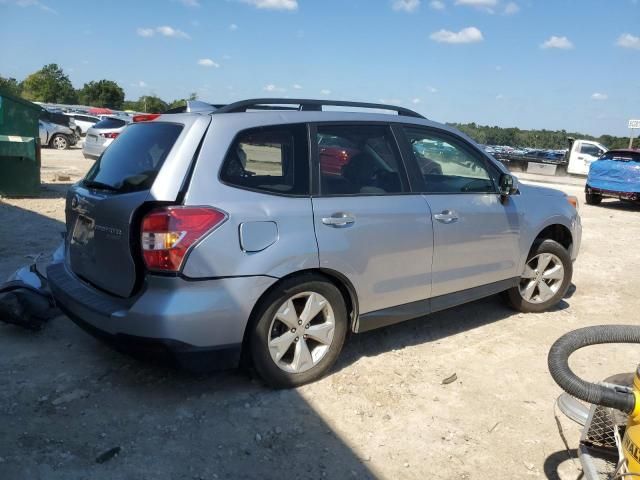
[93,117,127,129]
[601,151,640,162]
[83,123,183,192]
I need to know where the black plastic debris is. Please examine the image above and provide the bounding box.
[0,260,58,331]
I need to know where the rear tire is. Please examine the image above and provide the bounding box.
[249,274,348,388]
[506,239,572,313]
[585,191,602,205]
[50,134,68,150]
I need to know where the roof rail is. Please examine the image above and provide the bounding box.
[212,98,425,119]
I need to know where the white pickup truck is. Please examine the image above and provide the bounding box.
[566,138,608,175]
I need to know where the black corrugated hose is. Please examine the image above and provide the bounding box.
[548,325,640,414]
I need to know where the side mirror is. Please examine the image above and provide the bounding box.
[499,173,518,197]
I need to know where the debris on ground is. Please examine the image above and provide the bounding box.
[442,373,457,385]
[95,447,121,464]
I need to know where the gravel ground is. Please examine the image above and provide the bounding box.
[1,147,640,479]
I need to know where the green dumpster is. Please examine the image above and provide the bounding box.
[0,91,43,196]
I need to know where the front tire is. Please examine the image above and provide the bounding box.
[249,275,348,388]
[506,239,572,313]
[50,134,69,150]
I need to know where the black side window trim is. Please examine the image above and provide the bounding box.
[395,124,501,194]
[309,121,412,197]
[217,123,311,197]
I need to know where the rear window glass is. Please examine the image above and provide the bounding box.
[600,151,640,162]
[93,117,127,129]
[220,124,309,195]
[83,123,182,192]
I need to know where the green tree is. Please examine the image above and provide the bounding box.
[79,80,125,109]
[167,92,198,110]
[0,76,22,97]
[137,95,168,113]
[21,64,77,103]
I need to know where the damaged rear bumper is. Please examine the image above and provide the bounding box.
[47,262,276,371]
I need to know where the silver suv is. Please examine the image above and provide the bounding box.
[48,99,581,387]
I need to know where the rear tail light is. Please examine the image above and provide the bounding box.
[99,132,119,139]
[133,114,161,122]
[141,206,227,272]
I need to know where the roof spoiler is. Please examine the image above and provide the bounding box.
[163,100,226,114]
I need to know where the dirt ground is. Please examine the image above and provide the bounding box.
[1,147,640,480]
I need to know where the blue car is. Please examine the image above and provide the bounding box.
[586,149,640,205]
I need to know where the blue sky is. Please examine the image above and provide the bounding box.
[1,0,639,136]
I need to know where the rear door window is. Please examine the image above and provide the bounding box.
[220,124,309,195]
[316,124,407,195]
[93,117,127,129]
[83,122,183,192]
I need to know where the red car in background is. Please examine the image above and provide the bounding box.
[318,134,360,175]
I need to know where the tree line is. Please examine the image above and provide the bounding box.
[0,64,632,150]
[450,122,631,151]
[0,64,194,113]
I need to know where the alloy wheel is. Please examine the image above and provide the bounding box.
[518,253,565,304]
[267,291,336,374]
[52,136,67,150]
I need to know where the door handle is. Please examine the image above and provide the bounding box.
[322,212,355,228]
[434,210,459,224]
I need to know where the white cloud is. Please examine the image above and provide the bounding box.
[591,92,608,101]
[292,84,303,89]
[455,0,497,6]
[229,23,238,31]
[541,35,573,49]
[137,26,191,39]
[179,0,200,6]
[13,0,57,13]
[156,25,190,39]
[138,81,147,87]
[392,0,420,12]
[198,58,220,67]
[429,0,445,9]
[137,27,155,37]
[320,89,331,95]
[241,0,298,10]
[616,33,640,50]
[264,84,286,92]
[430,26,483,44]
[412,98,421,104]
[503,1,519,14]
[426,85,438,93]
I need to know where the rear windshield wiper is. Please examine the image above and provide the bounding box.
[83,180,120,191]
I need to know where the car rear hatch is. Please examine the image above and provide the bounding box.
[66,114,211,297]
[85,117,129,147]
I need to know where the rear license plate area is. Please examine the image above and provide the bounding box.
[71,215,95,246]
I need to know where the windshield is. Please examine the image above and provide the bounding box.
[83,122,183,193]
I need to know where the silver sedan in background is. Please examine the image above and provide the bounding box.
[82,116,131,160]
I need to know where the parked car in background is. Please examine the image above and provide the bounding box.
[48,98,581,388]
[39,118,78,150]
[585,149,640,205]
[82,116,131,160]
[64,112,100,135]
